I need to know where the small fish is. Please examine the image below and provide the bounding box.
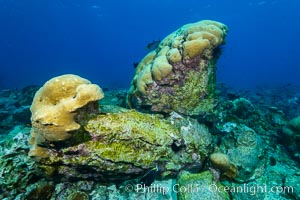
[140,165,159,186]
[102,88,109,92]
[133,62,139,68]
[145,40,161,51]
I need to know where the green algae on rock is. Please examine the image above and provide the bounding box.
[283,116,300,141]
[0,126,45,199]
[219,124,264,182]
[282,116,300,160]
[177,171,230,200]
[35,110,212,181]
[127,20,228,115]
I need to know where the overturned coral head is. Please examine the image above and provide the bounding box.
[29,74,104,158]
[127,20,228,115]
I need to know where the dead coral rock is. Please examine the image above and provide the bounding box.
[127,20,228,115]
[177,171,230,200]
[35,111,212,182]
[282,116,300,160]
[25,181,55,200]
[220,124,264,182]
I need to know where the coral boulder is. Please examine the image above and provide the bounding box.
[36,110,212,181]
[127,20,228,115]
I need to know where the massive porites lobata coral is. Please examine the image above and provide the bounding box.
[127,20,228,115]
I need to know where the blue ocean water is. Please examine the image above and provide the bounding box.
[0,0,299,90]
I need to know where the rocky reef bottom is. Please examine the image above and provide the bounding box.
[0,84,300,200]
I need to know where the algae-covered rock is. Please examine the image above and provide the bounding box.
[282,116,300,159]
[0,126,44,200]
[127,20,228,115]
[284,173,300,200]
[120,179,177,200]
[67,191,89,200]
[35,110,212,182]
[169,112,212,166]
[88,179,177,200]
[50,180,94,200]
[177,171,230,200]
[219,124,264,182]
[24,181,55,200]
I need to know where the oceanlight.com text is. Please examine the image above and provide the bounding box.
[125,183,294,196]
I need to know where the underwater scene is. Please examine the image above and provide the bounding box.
[1,0,300,199]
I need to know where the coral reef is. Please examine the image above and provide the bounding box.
[0,86,38,136]
[1,19,300,200]
[0,125,43,199]
[22,74,211,182]
[127,20,228,115]
[1,83,300,199]
[29,74,104,158]
[218,83,300,120]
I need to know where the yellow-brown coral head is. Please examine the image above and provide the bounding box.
[210,153,231,171]
[29,74,104,157]
[127,20,228,115]
[210,153,238,179]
